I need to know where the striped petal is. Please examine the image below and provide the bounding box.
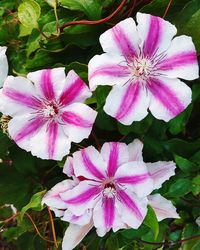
[157,35,199,80]
[100,142,129,177]
[148,194,179,221]
[0,76,41,116]
[0,46,8,87]
[61,103,97,143]
[42,180,75,209]
[60,180,101,216]
[72,146,106,181]
[27,68,66,101]
[136,13,177,57]
[63,156,74,177]
[8,114,45,152]
[59,70,92,106]
[93,197,125,236]
[62,222,93,250]
[62,209,92,226]
[88,53,130,91]
[146,161,176,190]
[99,18,139,60]
[128,139,143,161]
[116,189,148,229]
[104,82,150,125]
[29,122,71,160]
[148,77,192,121]
[115,161,153,197]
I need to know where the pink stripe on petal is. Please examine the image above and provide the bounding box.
[59,78,84,106]
[14,117,45,142]
[103,197,115,229]
[112,25,137,59]
[3,88,41,109]
[107,142,119,177]
[47,121,58,158]
[148,78,184,116]
[65,186,100,204]
[117,174,149,184]
[143,16,161,57]
[62,111,92,128]
[116,82,140,121]
[158,51,197,71]
[81,150,105,180]
[117,189,143,220]
[89,65,129,80]
[40,69,55,100]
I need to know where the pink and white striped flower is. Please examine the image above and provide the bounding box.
[43,139,179,250]
[88,13,199,125]
[0,68,97,160]
[0,46,8,87]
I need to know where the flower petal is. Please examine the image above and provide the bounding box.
[63,156,74,177]
[88,53,130,91]
[146,161,176,190]
[104,82,150,125]
[99,18,139,59]
[148,194,179,221]
[61,103,97,143]
[42,180,75,209]
[93,197,125,236]
[27,67,66,100]
[116,189,148,229]
[62,222,93,250]
[62,209,92,226]
[136,13,177,57]
[115,161,153,197]
[0,76,41,116]
[128,139,143,161]
[29,122,71,160]
[100,142,129,177]
[8,115,45,152]
[0,46,8,87]
[59,70,92,106]
[60,180,101,216]
[72,146,106,181]
[157,35,199,80]
[148,76,192,121]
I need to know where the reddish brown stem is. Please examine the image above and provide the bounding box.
[163,0,173,18]
[60,0,128,31]
[47,207,59,250]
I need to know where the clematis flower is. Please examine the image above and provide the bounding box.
[0,46,8,87]
[43,139,179,250]
[0,68,97,160]
[88,13,199,125]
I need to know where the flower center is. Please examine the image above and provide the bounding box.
[43,104,58,118]
[103,182,116,198]
[131,58,153,80]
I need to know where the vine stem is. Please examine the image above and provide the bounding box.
[163,0,173,18]
[139,233,200,246]
[47,207,59,250]
[60,0,128,31]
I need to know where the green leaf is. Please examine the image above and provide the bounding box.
[143,206,159,240]
[59,0,102,19]
[166,178,192,197]
[95,86,111,109]
[118,115,153,136]
[18,0,41,30]
[174,155,198,173]
[182,223,200,250]
[105,235,119,250]
[44,0,57,8]
[191,175,200,196]
[175,0,200,53]
[20,190,46,219]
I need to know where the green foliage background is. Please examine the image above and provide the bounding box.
[0,0,200,249]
